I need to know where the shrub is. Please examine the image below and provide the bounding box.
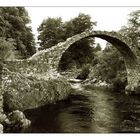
[0,37,15,61]
[2,67,73,112]
[76,64,90,80]
[112,71,127,91]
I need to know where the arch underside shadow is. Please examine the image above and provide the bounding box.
[30,30,137,68]
[88,35,136,63]
[58,33,137,72]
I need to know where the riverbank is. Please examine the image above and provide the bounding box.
[2,67,73,112]
[14,85,140,133]
[79,77,128,94]
[0,66,74,133]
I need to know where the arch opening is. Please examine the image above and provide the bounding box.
[88,34,136,62]
[29,30,140,94]
[58,38,94,72]
[58,34,136,72]
[57,32,138,90]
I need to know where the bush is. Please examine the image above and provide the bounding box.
[76,64,90,80]
[112,72,127,91]
[2,67,73,112]
[0,37,15,61]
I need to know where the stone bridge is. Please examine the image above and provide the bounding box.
[1,29,140,132]
[29,30,140,93]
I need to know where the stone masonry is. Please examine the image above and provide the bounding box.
[1,30,140,117]
[29,30,140,93]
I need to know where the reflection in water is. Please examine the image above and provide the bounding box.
[89,89,118,133]
[22,88,140,133]
[56,95,92,133]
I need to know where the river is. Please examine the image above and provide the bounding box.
[22,86,140,133]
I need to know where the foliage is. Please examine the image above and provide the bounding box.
[63,13,96,38]
[88,10,140,91]
[93,43,102,52]
[90,43,127,90]
[76,64,91,80]
[0,37,15,61]
[59,39,95,71]
[102,45,126,81]
[2,67,73,112]
[38,13,96,50]
[0,7,36,58]
[37,13,96,71]
[119,10,140,49]
[60,13,96,71]
[38,17,64,49]
[112,71,127,91]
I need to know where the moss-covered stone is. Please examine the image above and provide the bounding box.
[2,67,73,112]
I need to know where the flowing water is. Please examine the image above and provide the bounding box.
[22,86,140,133]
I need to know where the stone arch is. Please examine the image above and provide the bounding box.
[58,33,137,72]
[30,30,137,67]
[89,34,136,63]
[30,30,140,93]
[55,30,137,72]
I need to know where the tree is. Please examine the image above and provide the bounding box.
[38,13,96,49]
[59,39,95,71]
[90,42,127,90]
[38,13,97,71]
[93,43,102,52]
[38,17,65,49]
[63,13,96,39]
[59,14,96,71]
[89,10,140,91]
[0,37,15,61]
[119,10,140,50]
[0,7,36,58]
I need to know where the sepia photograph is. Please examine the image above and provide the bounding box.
[0,3,140,134]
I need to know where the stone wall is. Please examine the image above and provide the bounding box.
[2,66,73,112]
[4,60,49,77]
[0,60,73,132]
[125,63,140,94]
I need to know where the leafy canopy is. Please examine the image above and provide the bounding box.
[0,7,36,59]
[37,13,96,49]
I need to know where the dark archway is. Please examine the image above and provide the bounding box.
[58,38,94,72]
[58,33,137,72]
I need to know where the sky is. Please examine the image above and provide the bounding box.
[26,7,140,48]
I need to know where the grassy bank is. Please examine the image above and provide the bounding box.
[2,66,73,112]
